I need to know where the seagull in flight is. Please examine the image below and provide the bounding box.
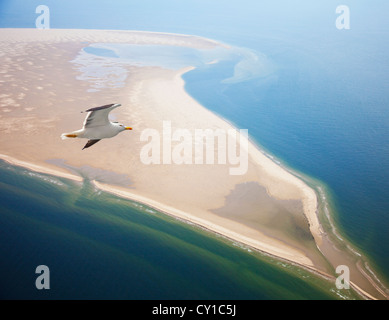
[61,103,132,150]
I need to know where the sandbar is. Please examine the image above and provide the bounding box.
[0,28,387,300]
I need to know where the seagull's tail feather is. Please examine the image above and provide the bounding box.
[61,129,84,140]
[61,132,79,139]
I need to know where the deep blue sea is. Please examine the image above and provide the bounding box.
[0,0,388,299]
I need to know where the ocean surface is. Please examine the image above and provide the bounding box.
[0,160,356,300]
[1,0,389,299]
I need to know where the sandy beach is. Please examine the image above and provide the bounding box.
[0,28,387,299]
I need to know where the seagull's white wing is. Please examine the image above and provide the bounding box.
[82,103,121,128]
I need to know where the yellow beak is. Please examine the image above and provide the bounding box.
[125,127,132,130]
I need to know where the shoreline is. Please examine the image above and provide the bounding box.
[0,153,83,183]
[0,152,376,300]
[181,67,389,300]
[0,28,387,300]
[92,180,378,301]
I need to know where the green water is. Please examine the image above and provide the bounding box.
[0,160,361,299]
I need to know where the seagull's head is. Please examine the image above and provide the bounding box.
[114,122,132,132]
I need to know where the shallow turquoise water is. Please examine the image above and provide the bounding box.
[0,161,359,299]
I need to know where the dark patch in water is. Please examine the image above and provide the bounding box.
[46,159,133,188]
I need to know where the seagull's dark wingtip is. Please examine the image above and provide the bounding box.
[82,139,101,150]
